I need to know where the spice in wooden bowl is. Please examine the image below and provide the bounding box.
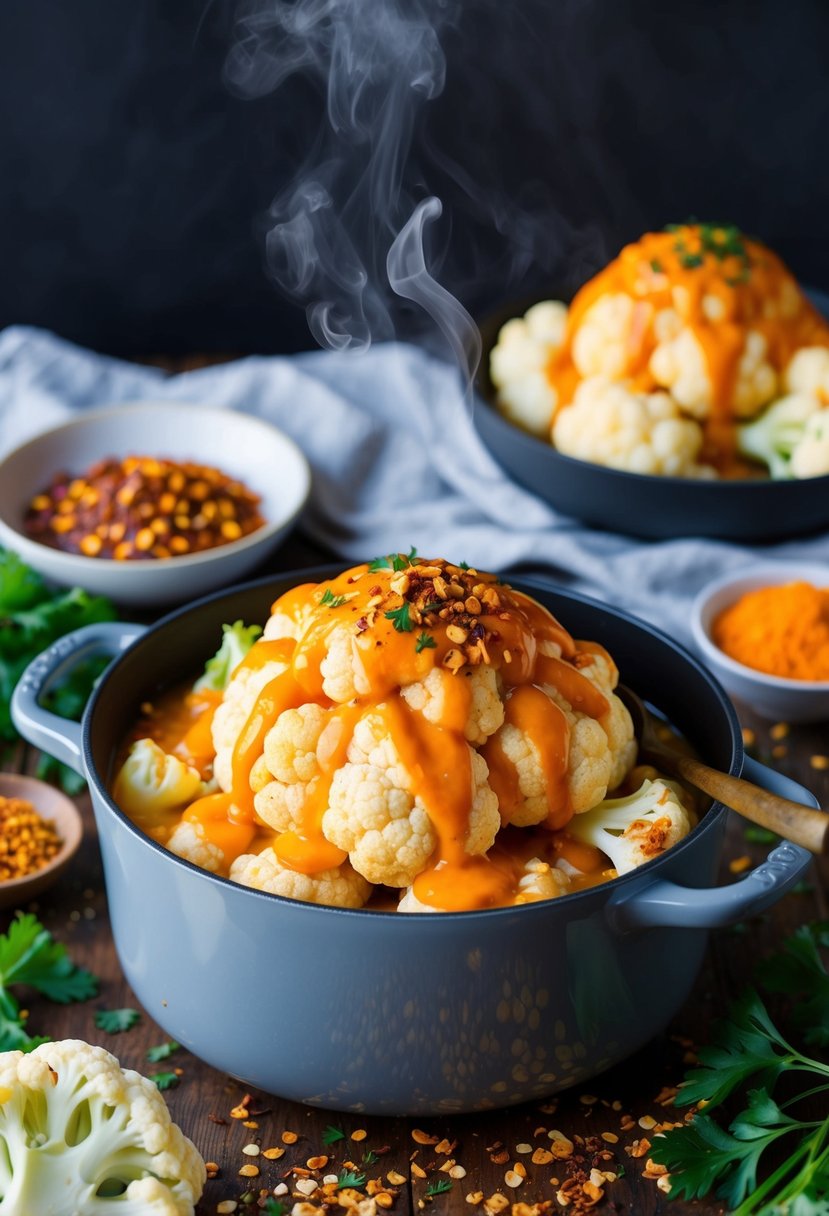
[0,795,62,882]
[0,774,84,908]
[24,456,266,561]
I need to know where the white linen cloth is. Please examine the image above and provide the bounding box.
[0,324,826,647]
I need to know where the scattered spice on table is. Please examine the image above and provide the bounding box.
[0,795,62,880]
[712,580,829,680]
[25,454,265,560]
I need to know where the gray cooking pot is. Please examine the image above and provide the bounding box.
[11,570,815,1116]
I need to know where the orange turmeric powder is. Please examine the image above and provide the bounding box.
[712,581,829,681]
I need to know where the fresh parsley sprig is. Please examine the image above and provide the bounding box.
[94,1007,141,1034]
[0,912,98,1051]
[650,923,829,1213]
[425,1178,453,1196]
[320,588,348,609]
[415,632,436,654]
[368,547,418,573]
[385,603,413,633]
[337,1169,367,1190]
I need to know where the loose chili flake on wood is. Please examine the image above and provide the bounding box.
[25,455,265,560]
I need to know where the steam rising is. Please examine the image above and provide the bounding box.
[225,0,473,365]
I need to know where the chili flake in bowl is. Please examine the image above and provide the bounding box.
[0,403,311,607]
[25,455,266,561]
[0,774,83,909]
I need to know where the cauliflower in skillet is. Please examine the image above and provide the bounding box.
[551,378,713,477]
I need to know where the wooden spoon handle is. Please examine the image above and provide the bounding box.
[659,752,829,854]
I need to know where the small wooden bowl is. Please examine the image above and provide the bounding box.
[0,774,83,909]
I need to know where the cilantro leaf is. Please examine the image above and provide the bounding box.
[147,1040,180,1063]
[264,1202,286,1216]
[415,632,436,654]
[323,1125,346,1145]
[337,1169,367,1189]
[362,1149,378,1166]
[384,603,413,633]
[320,588,348,609]
[0,913,98,1004]
[151,1071,180,1091]
[95,1007,141,1034]
[425,1178,453,1196]
[368,555,393,571]
[369,548,417,573]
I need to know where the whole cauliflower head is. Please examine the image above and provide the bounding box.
[162,557,669,913]
[552,377,713,477]
[0,1039,205,1215]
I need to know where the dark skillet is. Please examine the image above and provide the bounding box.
[473,290,829,542]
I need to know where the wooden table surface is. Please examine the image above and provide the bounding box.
[4,532,828,1216]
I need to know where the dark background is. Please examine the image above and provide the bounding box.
[1,0,827,357]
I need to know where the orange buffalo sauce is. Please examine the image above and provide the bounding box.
[126,559,624,910]
[548,224,829,471]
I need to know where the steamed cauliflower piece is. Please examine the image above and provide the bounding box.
[166,819,224,874]
[212,651,290,791]
[568,778,692,875]
[230,848,371,908]
[552,378,714,478]
[401,665,504,745]
[398,856,571,912]
[572,293,645,381]
[784,346,829,400]
[254,704,328,832]
[322,713,499,887]
[113,739,204,822]
[489,300,567,435]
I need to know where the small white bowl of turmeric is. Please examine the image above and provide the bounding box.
[691,563,829,722]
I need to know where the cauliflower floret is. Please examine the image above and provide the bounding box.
[263,704,327,784]
[552,377,713,477]
[571,293,647,381]
[0,1039,205,1214]
[790,409,829,478]
[319,625,371,703]
[575,650,637,791]
[263,586,319,642]
[514,857,572,904]
[737,392,824,478]
[783,346,829,401]
[490,301,567,436]
[322,713,498,887]
[567,778,692,875]
[229,847,371,908]
[112,739,203,821]
[166,819,225,874]
[400,666,504,745]
[650,327,776,418]
[212,655,290,791]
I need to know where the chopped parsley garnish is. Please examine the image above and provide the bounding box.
[650,258,664,273]
[151,1071,180,1091]
[362,1149,378,1166]
[421,601,443,615]
[369,547,418,573]
[320,588,347,608]
[679,252,704,269]
[146,1040,180,1062]
[664,220,752,281]
[264,1201,286,1216]
[425,1178,453,1196]
[94,1008,141,1034]
[385,603,413,632]
[337,1169,367,1190]
[458,560,469,570]
[322,1125,346,1145]
[415,631,436,654]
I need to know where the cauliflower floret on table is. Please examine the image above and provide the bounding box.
[0,1039,205,1215]
[567,778,692,876]
[112,739,204,822]
[489,300,568,436]
[649,327,776,419]
[322,713,499,887]
[400,665,504,745]
[230,848,371,908]
[552,378,714,478]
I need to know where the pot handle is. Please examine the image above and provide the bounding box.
[607,756,816,933]
[11,621,146,776]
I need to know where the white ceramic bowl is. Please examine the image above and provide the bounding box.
[691,563,829,723]
[0,403,311,607]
